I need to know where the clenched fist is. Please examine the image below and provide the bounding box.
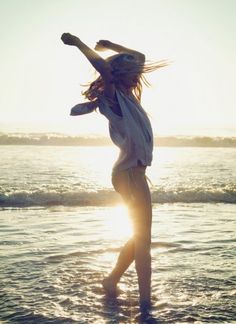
[61,33,79,46]
[95,40,112,51]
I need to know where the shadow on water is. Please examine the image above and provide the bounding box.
[101,295,161,324]
[135,312,162,324]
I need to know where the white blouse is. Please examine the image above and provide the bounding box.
[70,90,153,173]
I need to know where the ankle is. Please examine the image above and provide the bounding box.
[139,300,152,313]
[102,276,118,297]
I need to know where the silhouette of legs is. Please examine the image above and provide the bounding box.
[103,166,152,307]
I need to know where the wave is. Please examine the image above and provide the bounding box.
[0,186,235,207]
[0,133,236,147]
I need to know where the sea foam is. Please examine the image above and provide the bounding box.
[1,186,235,207]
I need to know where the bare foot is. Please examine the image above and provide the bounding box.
[102,277,118,297]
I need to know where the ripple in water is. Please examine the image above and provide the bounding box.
[1,204,236,323]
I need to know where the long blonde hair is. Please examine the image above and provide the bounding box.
[82,53,167,103]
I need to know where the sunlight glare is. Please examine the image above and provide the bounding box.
[105,204,132,240]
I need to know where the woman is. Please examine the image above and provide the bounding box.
[61,33,166,312]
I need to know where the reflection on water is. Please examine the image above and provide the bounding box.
[0,204,236,323]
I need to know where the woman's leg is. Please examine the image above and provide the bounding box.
[103,167,152,306]
[102,238,135,295]
[102,171,135,295]
[107,238,135,281]
[129,167,152,307]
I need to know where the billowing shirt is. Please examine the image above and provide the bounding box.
[70,90,153,173]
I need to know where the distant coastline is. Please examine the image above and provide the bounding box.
[0,133,236,147]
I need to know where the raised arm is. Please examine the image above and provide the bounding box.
[61,33,112,78]
[61,33,115,100]
[95,40,145,63]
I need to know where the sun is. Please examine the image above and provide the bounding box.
[104,204,132,240]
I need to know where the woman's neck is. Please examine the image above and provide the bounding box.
[116,85,133,95]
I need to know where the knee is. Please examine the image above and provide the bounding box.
[134,233,151,249]
[134,225,151,241]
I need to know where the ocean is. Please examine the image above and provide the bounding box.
[0,145,236,323]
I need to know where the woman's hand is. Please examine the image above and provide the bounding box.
[95,40,112,51]
[61,33,80,46]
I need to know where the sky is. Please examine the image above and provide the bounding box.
[0,0,235,136]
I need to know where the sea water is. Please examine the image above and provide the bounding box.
[0,146,235,206]
[0,146,236,323]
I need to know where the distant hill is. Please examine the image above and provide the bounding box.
[0,133,236,147]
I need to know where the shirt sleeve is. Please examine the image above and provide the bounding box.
[70,101,97,116]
